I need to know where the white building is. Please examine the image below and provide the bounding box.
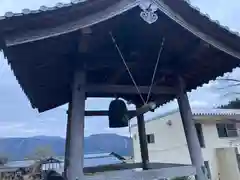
[130,108,240,180]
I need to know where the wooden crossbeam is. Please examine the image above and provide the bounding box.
[85,84,176,94]
[84,102,156,118]
[85,110,135,116]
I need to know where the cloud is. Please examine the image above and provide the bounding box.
[191,0,240,32]
[190,101,208,107]
[0,122,25,130]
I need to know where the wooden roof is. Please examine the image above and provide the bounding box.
[0,0,240,112]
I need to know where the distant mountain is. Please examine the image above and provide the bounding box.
[0,134,133,160]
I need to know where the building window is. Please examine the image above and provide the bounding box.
[204,161,211,179]
[195,123,205,148]
[146,134,155,144]
[216,123,238,138]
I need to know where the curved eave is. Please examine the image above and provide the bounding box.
[0,0,138,46]
[0,0,239,60]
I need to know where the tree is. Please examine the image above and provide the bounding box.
[217,78,240,97]
[0,153,9,165]
[216,77,240,108]
[219,98,240,109]
[0,156,8,165]
[28,146,54,160]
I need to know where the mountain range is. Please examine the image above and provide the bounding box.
[0,134,133,160]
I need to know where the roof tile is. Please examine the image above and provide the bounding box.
[133,108,240,127]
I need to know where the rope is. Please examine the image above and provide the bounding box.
[146,38,165,103]
[110,32,146,104]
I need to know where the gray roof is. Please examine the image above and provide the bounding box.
[0,153,124,173]
[0,160,35,172]
[3,160,35,168]
[191,108,240,116]
[131,108,240,128]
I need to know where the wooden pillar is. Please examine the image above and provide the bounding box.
[63,102,72,179]
[177,77,207,180]
[68,69,86,180]
[136,104,149,170]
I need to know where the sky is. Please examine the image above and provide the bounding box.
[0,0,240,138]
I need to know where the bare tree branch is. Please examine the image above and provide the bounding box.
[222,92,240,97]
[218,78,240,83]
[217,83,240,90]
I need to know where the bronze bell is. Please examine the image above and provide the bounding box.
[108,99,129,128]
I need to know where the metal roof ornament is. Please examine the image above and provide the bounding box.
[139,0,158,24]
[22,9,31,15]
[4,11,14,18]
[56,3,64,8]
[40,6,48,12]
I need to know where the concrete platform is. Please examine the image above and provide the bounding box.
[85,164,196,180]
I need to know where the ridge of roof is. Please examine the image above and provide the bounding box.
[0,0,239,39]
[0,0,86,20]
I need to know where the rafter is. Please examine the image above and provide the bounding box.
[85,84,176,95]
[85,110,135,116]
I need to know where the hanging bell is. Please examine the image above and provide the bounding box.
[108,99,129,128]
